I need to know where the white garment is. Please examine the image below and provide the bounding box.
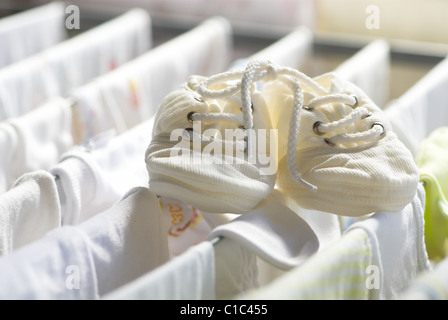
[249,26,312,69]
[0,123,17,193]
[334,39,390,108]
[347,183,431,299]
[159,197,213,258]
[103,241,215,300]
[72,0,315,36]
[240,228,372,300]
[208,190,319,271]
[72,16,232,142]
[0,97,72,193]
[0,2,66,68]
[384,56,448,157]
[281,196,342,252]
[214,237,260,300]
[0,8,151,121]
[51,117,154,225]
[0,187,170,299]
[400,257,448,300]
[0,171,61,257]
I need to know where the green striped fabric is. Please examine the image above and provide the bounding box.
[240,228,372,300]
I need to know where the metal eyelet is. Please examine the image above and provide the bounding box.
[372,122,386,136]
[313,121,325,136]
[351,95,359,108]
[187,111,196,124]
[324,138,335,147]
[303,105,313,111]
[361,113,372,119]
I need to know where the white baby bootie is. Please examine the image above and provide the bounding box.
[260,60,419,216]
[145,62,277,214]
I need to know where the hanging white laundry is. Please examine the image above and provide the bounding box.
[334,39,390,108]
[239,228,372,300]
[0,171,61,257]
[0,97,72,193]
[346,183,431,299]
[400,255,448,300]
[207,190,319,271]
[0,187,170,299]
[214,237,260,300]
[71,16,232,142]
[384,56,448,157]
[0,8,151,121]
[205,190,322,299]
[230,26,313,70]
[250,27,312,68]
[72,0,315,36]
[0,2,66,68]
[103,241,215,300]
[50,117,155,225]
[0,226,98,300]
[280,196,343,252]
[158,197,213,258]
[0,123,16,193]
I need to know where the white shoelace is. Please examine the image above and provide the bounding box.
[193,59,385,192]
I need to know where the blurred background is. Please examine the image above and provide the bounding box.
[1,0,447,102]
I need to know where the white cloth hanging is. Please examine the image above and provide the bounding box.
[384,56,448,157]
[71,16,232,142]
[0,123,17,193]
[0,2,66,68]
[71,0,315,36]
[208,190,319,271]
[334,39,390,108]
[0,187,169,299]
[0,8,151,121]
[0,171,60,256]
[50,117,154,225]
[0,97,72,193]
[400,255,448,300]
[238,228,372,300]
[347,183,431,299]
[103,241,215,300]
[243,26,313,69]
[214,237,260,300]
[158,197,213,258]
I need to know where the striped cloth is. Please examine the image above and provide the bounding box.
[239,228,372,300]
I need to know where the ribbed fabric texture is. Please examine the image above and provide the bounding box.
[264,72,419,216]
[239,228,372,300]
[146,76,276,214]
